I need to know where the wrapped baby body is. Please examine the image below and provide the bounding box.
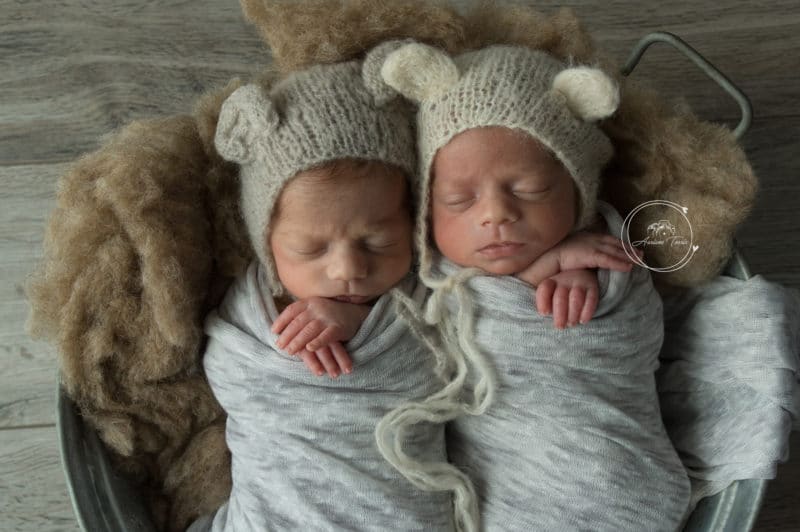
[194,261,455,531]
[442,203,691,531]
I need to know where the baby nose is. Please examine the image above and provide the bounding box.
[479,192,519,226]
[327,247,368,281]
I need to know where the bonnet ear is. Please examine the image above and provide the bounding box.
[363,40,411,106]
[552,66,620,122]
[214,83,280,165]
[367,41,459,104]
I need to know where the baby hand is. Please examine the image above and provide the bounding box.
[517,232,640,287]
[554,232,640,273]
[295,343,353,379]
[271,297,370,377]
[535,269,599,329]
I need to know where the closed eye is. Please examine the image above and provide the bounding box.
[292,247,325,257]
[364,239,399,251]
[512,187,550,199]
[439,195,475,210]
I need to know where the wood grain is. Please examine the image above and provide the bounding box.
[0,0,270,164]
[0,426,80,532]
[737,115,800,288]
[0,0,797,530]
[0,164,61,428]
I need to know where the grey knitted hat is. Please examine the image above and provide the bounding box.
[214,42,416,296]
[379,43,620,282]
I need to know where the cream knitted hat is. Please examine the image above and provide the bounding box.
[214,42,416,296]
[379,43,620,282]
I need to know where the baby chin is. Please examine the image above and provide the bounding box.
[470,251,534,276]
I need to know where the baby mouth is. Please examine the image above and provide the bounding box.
[478,241,524,259]
[331,295,372,304]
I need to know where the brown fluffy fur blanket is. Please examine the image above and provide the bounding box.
[26,1,757,530]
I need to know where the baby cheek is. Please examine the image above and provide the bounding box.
[431,210,470,262]
[384,252,413,287]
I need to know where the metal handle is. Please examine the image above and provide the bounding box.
[621,31,752,139]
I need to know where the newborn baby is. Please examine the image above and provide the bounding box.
[381,42,692,531]
[190,48,476,532]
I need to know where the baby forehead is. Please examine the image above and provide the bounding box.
[431,157,561,190]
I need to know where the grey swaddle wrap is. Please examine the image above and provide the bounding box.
[441,202,691,531]
[197,261,455,532]
[658,275,800,505]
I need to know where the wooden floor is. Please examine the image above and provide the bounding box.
[1,0,798,530]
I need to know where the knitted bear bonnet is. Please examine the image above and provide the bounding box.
[378,42,620,284]
[214,42,417,296]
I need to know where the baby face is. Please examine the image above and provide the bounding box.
[430,126,576,275]
[270,162,413,303]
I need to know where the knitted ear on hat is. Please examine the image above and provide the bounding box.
[363,40,413,105]
[552,66,619,122]
[380,42,459,103]
[214,83,280,164]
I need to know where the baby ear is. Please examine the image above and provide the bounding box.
[552,66,619,122]
[214,84,280,165]
[369,41,459,104]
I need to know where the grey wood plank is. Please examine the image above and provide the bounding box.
[2,0,799,164]
[0,425,80,532]
[0,163,61,427]
[0,0,270,164]
[0,326,58,428]
[736,115,800,288]
[0,164,59,261]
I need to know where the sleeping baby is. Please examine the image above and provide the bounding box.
[188,48,479,531]
[377,42,693,530]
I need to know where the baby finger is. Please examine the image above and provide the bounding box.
[330,342,353,375]
[305,325,341,352]
[315,346,341,378]
[567,286,585,327]
[535,278,556,316]
[552,284,570,329]
[286,320,325,354]
[298,350,325,377]
[276,311,312,349]
[580,286,599,324]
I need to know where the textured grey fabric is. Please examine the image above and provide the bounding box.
[658,275,800,505]
[440,203,691,531]
[195,261,456,531]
